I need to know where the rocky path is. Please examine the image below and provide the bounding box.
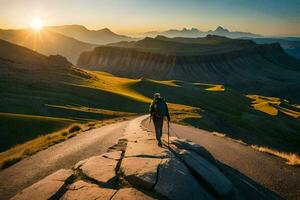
[0,120,129,200]
[142,119,300,200]
[9,115,282,200]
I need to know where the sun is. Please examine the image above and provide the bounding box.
[30,18,43,31]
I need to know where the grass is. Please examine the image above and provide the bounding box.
[148,79,182,87]
[0,116,131,170]
[79,71,151,103]
[0,112,75,152]
[251,145,300,166]
[246,95,300,118]
[46,104,133,117]
[246,95,281,116]
[194,83,225,91]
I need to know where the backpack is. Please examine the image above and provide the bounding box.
[153,98,167,118]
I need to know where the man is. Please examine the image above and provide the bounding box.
[149,93,170,146]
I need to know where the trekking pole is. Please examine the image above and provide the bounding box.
[167,121,170,147]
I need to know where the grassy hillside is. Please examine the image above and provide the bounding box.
[0,39,140,152]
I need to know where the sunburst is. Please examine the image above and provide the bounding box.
[30,18,43,31]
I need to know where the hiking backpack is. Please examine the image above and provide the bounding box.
[153,99,168,118]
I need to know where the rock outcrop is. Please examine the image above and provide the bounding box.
[11,122,279,200]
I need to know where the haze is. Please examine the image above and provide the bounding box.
[1,0,300,36]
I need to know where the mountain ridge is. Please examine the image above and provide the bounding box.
[141,25,261,38]
[46,25,135,45]
[107,35,257,56]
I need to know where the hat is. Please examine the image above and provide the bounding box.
[154,93,161,98]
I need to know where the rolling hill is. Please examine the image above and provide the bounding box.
[0,39,143,151]
[78,35,300,102]
[0,28,97,63]
[46,25,135,45]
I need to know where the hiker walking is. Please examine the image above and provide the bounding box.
[149,93,170,146]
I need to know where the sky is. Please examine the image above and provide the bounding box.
[0,0,300,36]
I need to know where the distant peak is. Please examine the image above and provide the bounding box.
[99,28,113,32]
[155,35,168,39]
[181,27,199,32]
[144,36,154,40]
[215,26,229,32]
[67,24,88,30]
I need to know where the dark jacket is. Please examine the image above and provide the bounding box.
[149,97,170,121]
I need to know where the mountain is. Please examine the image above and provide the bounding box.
[141,26,261,38]
[0,28,97,63]
[78,35,300,102]
[250,37,300,59]
[46,25,135,45]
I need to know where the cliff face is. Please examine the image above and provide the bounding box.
[77,43,295,81]
[77,42,300,101]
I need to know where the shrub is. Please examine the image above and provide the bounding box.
[68,124,82,133]
[62,132,68,136]
[1,157,22,170]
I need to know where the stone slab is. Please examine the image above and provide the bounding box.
[154,156,214,200]
[61,180,116,200]
[171,138,216,164]
[79,156,118,184]
[11,169,73,200]
[121,157,162,189]
[174,148,233,196]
